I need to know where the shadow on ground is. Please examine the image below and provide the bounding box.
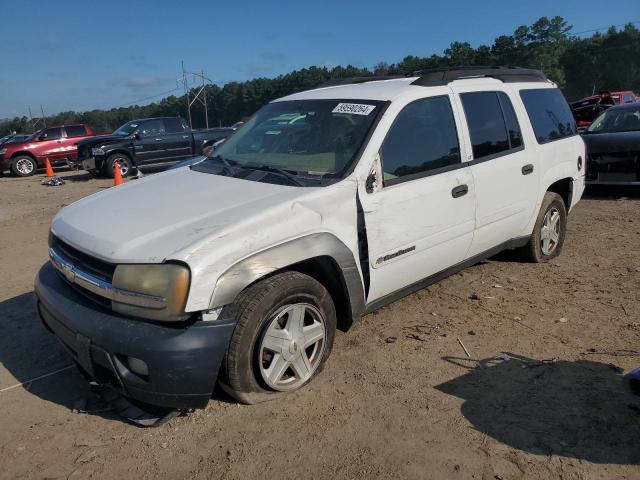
[0,291,235,425]
[436,354,640,465]
[584,185,640,200]
[0,291,95,407]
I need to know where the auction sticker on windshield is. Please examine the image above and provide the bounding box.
[332,103,376,115]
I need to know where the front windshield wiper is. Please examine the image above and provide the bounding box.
[205,154,239,176]
[244,163,305,187]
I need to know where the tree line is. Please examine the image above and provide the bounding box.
[1,16,638,136]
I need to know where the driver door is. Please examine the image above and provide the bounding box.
[36,127,65,164]
[134,119,168,164]
[359,95,476,303]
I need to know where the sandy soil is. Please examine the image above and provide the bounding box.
[1,170,639,480]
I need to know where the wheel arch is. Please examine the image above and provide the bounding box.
[209,233,365,330]
[546,177,573,211]
[11,150,37,161]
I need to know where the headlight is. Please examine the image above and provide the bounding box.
[111,263,191,321]
[91,147,105,156]
[0,148,6,155]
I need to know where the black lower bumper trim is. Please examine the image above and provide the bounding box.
[35,262,236,409]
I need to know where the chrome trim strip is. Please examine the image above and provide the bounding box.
[49,247,166,309]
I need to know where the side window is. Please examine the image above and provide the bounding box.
[41,127,63,140]
[461,92,509,159]
[380,96,460,184]
[623,93,634,104]
[164,118,186,133]
[139,119,165,137]
[65,125,87,138]
[497,92,523,149]
[519,88,577,144]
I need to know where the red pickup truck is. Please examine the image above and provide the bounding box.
[0,124,97,176]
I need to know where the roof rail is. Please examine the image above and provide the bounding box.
[410,66,548,86]
[319,75,404,88]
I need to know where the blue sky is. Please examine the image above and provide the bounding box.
[0,0,637,118]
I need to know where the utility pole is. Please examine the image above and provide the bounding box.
[181,62,212,129]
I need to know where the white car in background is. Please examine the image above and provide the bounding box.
[35,67,585,409]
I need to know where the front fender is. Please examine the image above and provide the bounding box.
[209,232,365,324]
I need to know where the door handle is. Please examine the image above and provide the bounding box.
[522,164,534,175]
[182,135,189,139]
[154,138,163,141]
[451,184,468,198]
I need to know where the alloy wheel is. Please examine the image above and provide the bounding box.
[540,206,561,255]
[16,158,34,175]
[258,303,326,391]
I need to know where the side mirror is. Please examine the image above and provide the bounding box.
[133,132,141,140]
[38,134,47,141]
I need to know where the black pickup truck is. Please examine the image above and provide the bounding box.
[74,117,234,177]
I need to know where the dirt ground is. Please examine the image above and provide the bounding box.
[1,169,639,480]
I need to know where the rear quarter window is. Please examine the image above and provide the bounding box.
[519,88,577,144]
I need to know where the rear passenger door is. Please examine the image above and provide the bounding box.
[163,118,192,160]
[360,95,476,303]
[453,89,539,256]
[62,125,88,161]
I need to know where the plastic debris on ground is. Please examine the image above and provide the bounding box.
[41,177,66,186]
[72,383,183,427]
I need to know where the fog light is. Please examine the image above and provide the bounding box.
[127,357,149,377]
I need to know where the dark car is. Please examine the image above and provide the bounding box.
[0,133,29,146]
[74,117,234,177]
[570,90,638,131]
[583,103,640,185]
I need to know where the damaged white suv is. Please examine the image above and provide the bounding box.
[35,68,585,408]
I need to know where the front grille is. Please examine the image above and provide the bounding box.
[51,235,115,283]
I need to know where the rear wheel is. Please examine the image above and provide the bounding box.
[11,155,37,177]
[221,271,336,404]
[521,192,567,262]
[104,153,133,178]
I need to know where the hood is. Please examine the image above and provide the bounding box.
[582,131,640,155]
[75,135,130,148]
[51,168,308,263]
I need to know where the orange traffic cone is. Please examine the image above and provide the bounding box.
[113,161,124,186]
[45,157,55,177]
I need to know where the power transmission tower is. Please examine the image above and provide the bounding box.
[181,62,212,129]
[27,105,47,131]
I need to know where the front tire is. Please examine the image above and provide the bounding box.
[221,271,336,404]
[11,155,38,177]
[104,154,133,178]
[522,192,567,262]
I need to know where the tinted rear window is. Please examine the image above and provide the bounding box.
[498,92,523,149]
[65,125,87,137]
[461,92,510,159]
[164,118,186,133]
[520,88,577,144]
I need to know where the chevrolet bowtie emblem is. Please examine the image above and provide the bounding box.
[62,263,75,283]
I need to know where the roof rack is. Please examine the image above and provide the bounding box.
[410,66,548,86]
[316,67,547,89]
[319,75,404,88]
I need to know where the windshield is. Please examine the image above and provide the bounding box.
[193,99,383,185]
[588,106,640,133]
[113,121,139,136]
[25,129,43,142]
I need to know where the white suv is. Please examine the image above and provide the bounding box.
[35,68,585,409]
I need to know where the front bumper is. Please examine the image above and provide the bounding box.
[34,262,236,409]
